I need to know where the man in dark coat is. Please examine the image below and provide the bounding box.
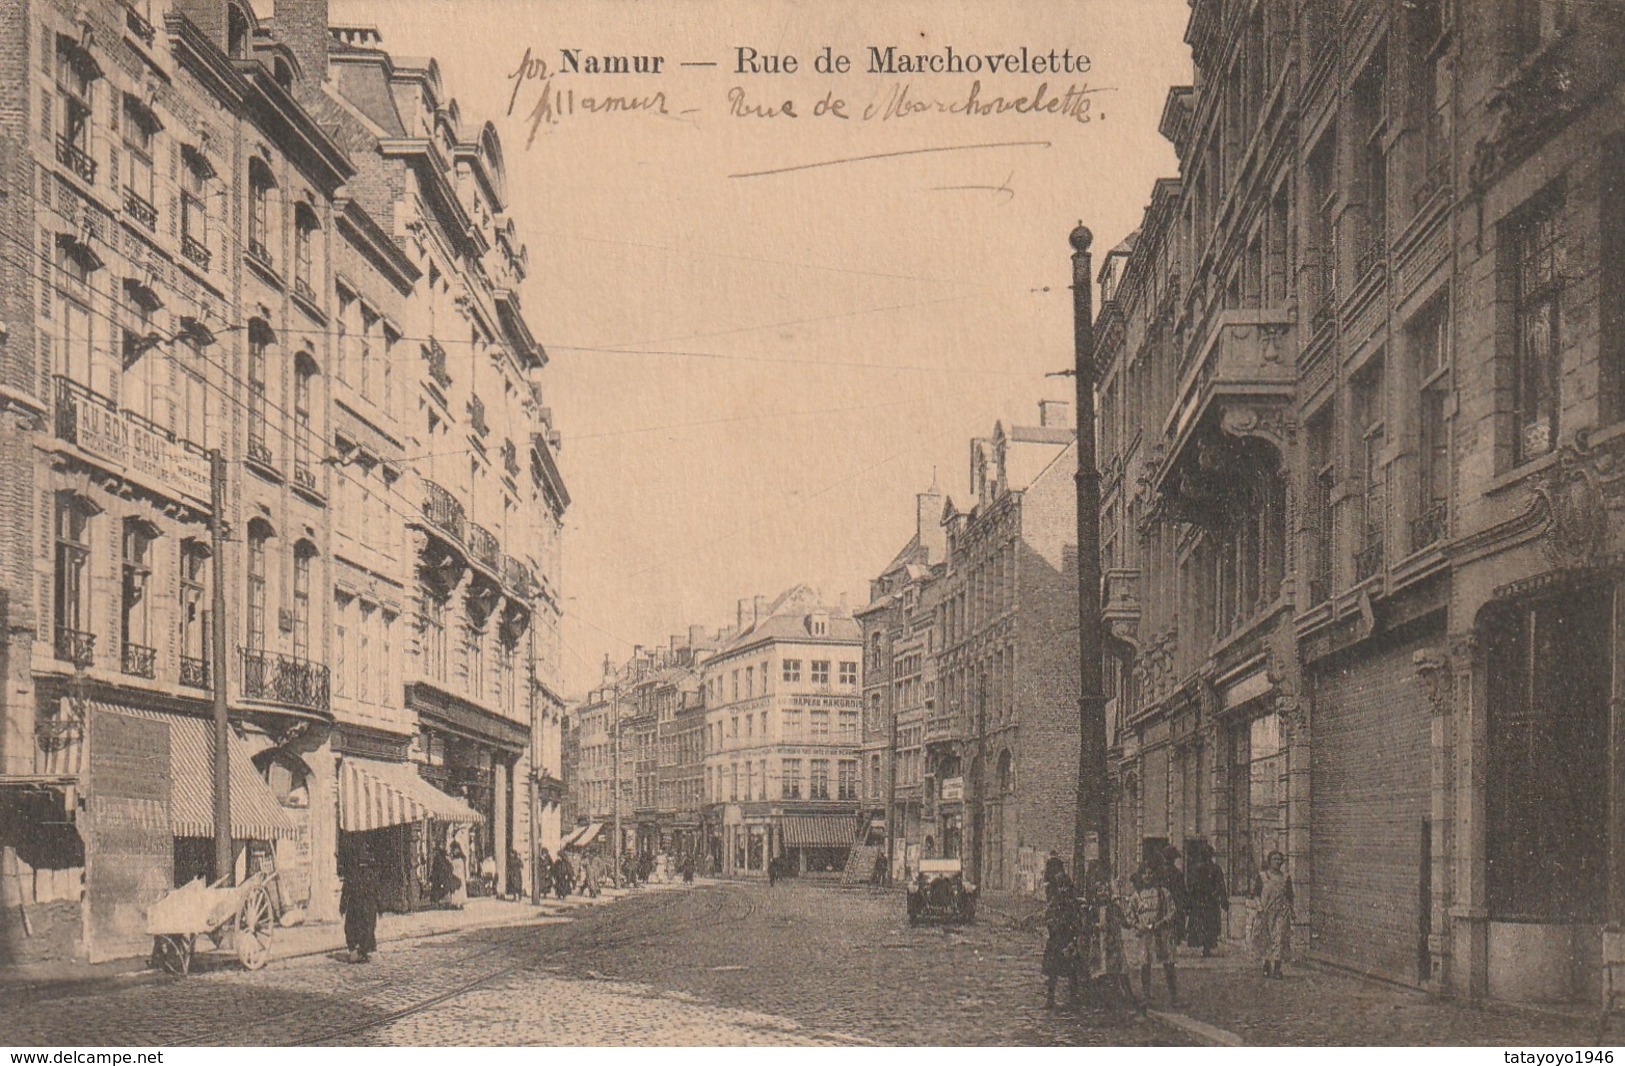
[1041,871,1081,1009]
[1185,842,1228,957]
[1162,846,1191,949]
[340,853,380,963]
[552,853,573,900]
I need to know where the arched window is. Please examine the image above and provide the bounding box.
[246,318,273,466]
[293,350,317,489]
[997,749,1013,794]
[292,201,318,302]
[292,540,315,661]
[245,519,273,654]
[226,4,249,60]
[247,157,277,269]
[120,518,158,678]
[53,494,99,665]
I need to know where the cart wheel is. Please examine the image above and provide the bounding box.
[154,934,192,975]
[237,887,274,971]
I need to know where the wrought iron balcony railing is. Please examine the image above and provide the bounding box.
[468,522,501,572]
[1410,501,1448,553]
[1355,539,1385,583]
[54,626,96,668]
[422,479,466,543]
[121,642,157,678]
[181,232,212,269]
[124,186,157,229]
[502,554,533,597]
[1356,232,1387,285]
[468,394,490,438]
[180,654,210,690]
[425,337,452,389]
[124,3,156,44]
[240,647,330,715]
[56,135,97,184]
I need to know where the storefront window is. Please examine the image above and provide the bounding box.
[1228,712,1284,893]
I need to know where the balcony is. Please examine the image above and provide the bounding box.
[502,554,533,597]
[247,436,275,470]
[293,275,317,307]
[1355,538,1385,583]
[468,394,490,438]
[424,337,452,389]
[124,3,156,44]
[240,647,330,715]
[121,642,157,679]
[293,459,318,494]
[55,136,97,184]
[246,238,276,276]
[923,711,963,743]
[1410,501,1448,553]
[54,627,96,669]
[181,232,211,270]
[180,655,210,690]
[53,376,211,505]
[468,522,501,572]
[1355,231,1387,286]
[422,479,466,544]
[124,186,157,230]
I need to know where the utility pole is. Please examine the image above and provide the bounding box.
[884,674,899,888]
[611,682,622,888]
[1070,223,1109,887]
[209,449,232,885]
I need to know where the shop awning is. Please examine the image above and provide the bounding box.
[780,815,858,849]
[108,706,297,841]
[558,825,586,848]
[566,822,602,849]
[339,756,483,832]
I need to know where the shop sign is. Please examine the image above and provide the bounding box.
[940,776,964,801]
[70,399,210,504]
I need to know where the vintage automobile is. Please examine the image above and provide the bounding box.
[906,858,978,926]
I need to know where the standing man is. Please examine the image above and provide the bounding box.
[340,852,380,964]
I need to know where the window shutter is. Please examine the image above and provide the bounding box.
[41,26,51,74]
[41,87,52,143]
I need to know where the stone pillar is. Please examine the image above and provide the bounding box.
[1281,696,1311,949]
[1448,630,1488,1000]
[1416,643,1455,992]
[307,742,339,922]
[494,758,509,897]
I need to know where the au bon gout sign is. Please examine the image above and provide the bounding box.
[70,398,210,505]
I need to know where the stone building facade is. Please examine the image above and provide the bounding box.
[1095,0,1624,1005]
[0,0,567,964]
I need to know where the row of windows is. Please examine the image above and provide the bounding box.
[702,657,861,705]
[711,707,861,749]
[707,759,860,803]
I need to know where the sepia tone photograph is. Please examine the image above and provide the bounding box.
[0,0,1621,1049]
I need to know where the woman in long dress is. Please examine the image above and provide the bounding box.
[1185,843,1228,957]
[447,841,468,908]
[1125,863,1180,1007]
[1250,849,1294,978]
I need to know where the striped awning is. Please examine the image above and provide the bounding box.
[339,757,483,832]
[780,815,858,848]
[558,824,586,849]
[104,705,297,841]
[572,822,603,848]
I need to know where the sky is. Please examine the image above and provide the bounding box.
[327,0,1193,696]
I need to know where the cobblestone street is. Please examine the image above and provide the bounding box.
[1,881,1175,1046]
[0,881,1603,1046]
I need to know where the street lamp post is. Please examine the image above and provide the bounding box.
[1070,224,1109,886]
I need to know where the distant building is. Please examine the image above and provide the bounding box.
[701,588,863,878]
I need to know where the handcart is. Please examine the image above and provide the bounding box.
[146,870,278,974]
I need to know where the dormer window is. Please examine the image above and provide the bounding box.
[226,4,249,60]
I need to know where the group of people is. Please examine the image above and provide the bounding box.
[1039,844,1296,1011]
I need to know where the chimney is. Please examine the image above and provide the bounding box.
[633,644,644,662]
[737,598,750,631]
[271,0,331,87]
[1039,399,1074,430]
[688,624,707,648]
[601,653,612,681]
[917,470,945,564]
[753,595,767,624]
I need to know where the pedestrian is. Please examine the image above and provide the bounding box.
[1042,851,1067,899]
[1083,879,1135,1010]
[767,853,779,887]
[581,854,601,897]
[430,845,456,905]
[553,853,574,900]
[1041,870,1081,1010]
[339,852,380,964]
[681,852,695,884]
[506,848,524,901]
[1162,845,1190,949]
[1249,849,1294,978]
[1185,843,1228,957]
[1125,861,1180,1008]
[447,841,468,908]
[536,848,553,902]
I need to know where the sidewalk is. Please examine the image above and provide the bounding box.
[1135,947,1600,1047]
[0,878,710,998]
